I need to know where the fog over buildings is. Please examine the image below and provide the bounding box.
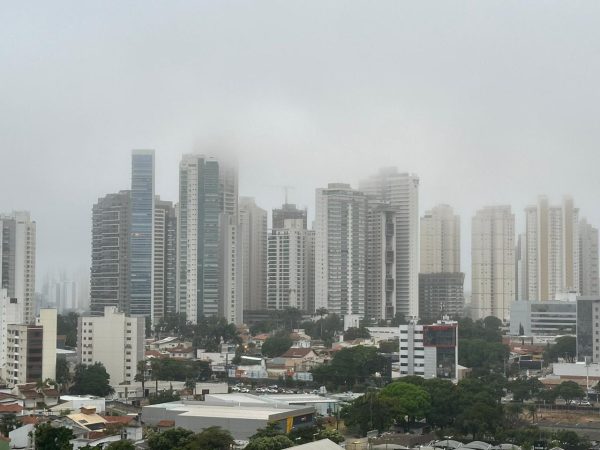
[3,2,600,301]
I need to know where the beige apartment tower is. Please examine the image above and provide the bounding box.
[420,204,460,274]
[524,196,579,301]
[471,206,515,321]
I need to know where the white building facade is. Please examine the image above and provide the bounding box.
[315,183,367,317]
[77,307,145,385]
[420,204,460,274]
[0,211,36,324]
[360,168,419,319]
[267,219,315,311]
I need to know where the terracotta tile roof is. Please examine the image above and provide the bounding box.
[253,333,270,341]
[42,389,59,397]
[0,393,17,401]
[0,403,23,413]
[103,415,137,425]
[145,350,166,359]
[20,390,39,399]
[280,348,314,358]
[167,345,193,354]
[157,419,175,428]
[20,416,41,425]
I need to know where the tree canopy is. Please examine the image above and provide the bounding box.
[57,312,79,348]
[380,382,431,428]
[544,336,576,363]
[261,333,293,358]
[312,345,387,390]
[34,423,74,450]
[70,362,114,397]
[150,358,211,382]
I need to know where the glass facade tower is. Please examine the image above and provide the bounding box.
[130,150,155,319]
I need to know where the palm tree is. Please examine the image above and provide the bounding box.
[135,360,147,397]
[525,404,537,424]
[316,308,328,339]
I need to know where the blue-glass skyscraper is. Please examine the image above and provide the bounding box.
[130,150,155,320]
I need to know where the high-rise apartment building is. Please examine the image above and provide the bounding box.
[315,183,366,317]
[471,206,515,321]
[220,214,243,324]
[239,197,267,311]
[90,191,131,316]
[524,196,579,301]
[0,211,36,324]
[418,273,465,323]
[5,308,56,386]
[272,204,307,230]
[177,154,240,323]
[154,199,177,320]
[130,150,155,319]
[360,168,419,318]
[267,219,315,311]
[420,205,460,274]
[365,200,396,320]
[0,290,21,381]
[579,219,599,297]
[78,307,145,385]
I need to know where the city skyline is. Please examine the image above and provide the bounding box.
[4,2,600,295]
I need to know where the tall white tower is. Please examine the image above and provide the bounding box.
[360,168,419,318]
[0,211,36,324]
[315,183,367,317]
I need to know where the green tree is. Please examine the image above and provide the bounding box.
[261,333,293,358]
[192,316,241,351]
[106,441,135,450]
[147,427,194,450]
[390,312,407,326]
[149,388,180,405]
[343,327,371,341]
[553,381,584,405]
[245,435,295,450]
[544,336,576,363]
[455,400,503,440]
[70,362,114,397]
[250,422,283,439]
[458,338,508,372]
[552,430,590,450]
[56,356,71,391]
[508,377,544,402]
[135,360,147,397]
[154,313,192,339]
[380,382,431,430]
[422,378,458,428]
[33,423,74,450]
[150,359,211,382]
[378,339,399,354]
[0,414,21,435]
[316,428,345,444]
[341,390,393,435]
[57,312,79,347]
[183,426,234,450]
[312,346,386,390]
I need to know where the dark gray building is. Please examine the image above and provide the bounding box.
[90,191,131,316]
[418,272,465,323]
[272,203,307,230]
[577,296,600,362]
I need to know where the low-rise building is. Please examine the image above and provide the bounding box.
[142,400,315,440]
[399,319,458,380]
[509,300,576,336]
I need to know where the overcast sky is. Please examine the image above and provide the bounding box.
[3,1,600,287]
